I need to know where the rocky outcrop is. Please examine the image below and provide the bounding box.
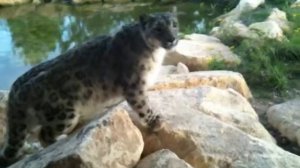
[212,3,290,41]
[267,99,300,146]
[152,70,252,99]
[10,109,144,168]
[249,20,284,40]
[136,149,193,168]
[124,87,300,168]
[164,34,241,71]
[2,75,300,167]
[266,8,290,32]
[210,21,259,40]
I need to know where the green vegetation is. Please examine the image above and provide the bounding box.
[234,39,289,90]
[209,37,300,91]
[208,1,300,92]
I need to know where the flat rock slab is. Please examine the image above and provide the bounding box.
[267,99,300,145]
[122,87,300,168]
[151,70,252,99]
[10,109,144,168]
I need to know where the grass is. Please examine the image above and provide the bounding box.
[207,1,300,92]
[208,37,300,91]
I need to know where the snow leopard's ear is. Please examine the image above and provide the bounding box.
[139,14,152,28]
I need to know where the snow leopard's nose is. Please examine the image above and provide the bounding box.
[166,39,178,49]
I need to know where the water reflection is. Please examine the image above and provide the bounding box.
[0,2,220,89]
[8,13,60,65]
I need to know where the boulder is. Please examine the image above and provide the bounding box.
[249,20,284,40]
[136,149,193,168]
[10,109,144,168]
[249,8,289,40]
[122,87,300,168]
[267,99,300,146]
[267,8,290,32]
[212,7,289,42]
[210,21,259,41]
[151,71,252,99]
[164,34,241,71]
[176,62,189,74]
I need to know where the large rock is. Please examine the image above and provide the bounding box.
[212,7,289,42]
[249,8,289,40]
[210,21,259,41]
[164,34,241,71]
[136,149,193,168]
[151,71,252,99]
[267,99,300,146]
[10,109,144,168]
[266,8,290,32]
[121,87,300,168]
[249,20,284,40]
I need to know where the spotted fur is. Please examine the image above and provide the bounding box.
[0,12,178,167]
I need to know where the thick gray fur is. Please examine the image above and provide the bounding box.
[0,12,178,167]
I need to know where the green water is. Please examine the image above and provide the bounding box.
[0,2,221,90]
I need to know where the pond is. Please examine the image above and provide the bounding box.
[0,2,221,90]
